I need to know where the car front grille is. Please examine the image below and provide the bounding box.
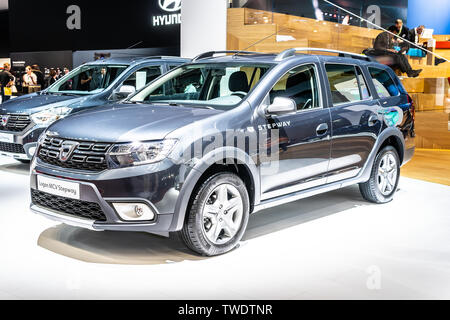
[38,137,111,172]
[0,142,26,154]
[31,189,107,221]
[0,114,32,132]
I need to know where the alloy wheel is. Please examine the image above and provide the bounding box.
[377,152,398,196]
[201,183,244,245]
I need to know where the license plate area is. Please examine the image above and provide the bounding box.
[0,132,14,143]
[37,175,80,200]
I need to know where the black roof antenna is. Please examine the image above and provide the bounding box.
[126,41,144,50]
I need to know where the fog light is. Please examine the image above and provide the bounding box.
[112,203,155,221]
[28,147,36,157]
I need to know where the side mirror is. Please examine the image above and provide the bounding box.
[114,85,136,99]
[266,97,296,116]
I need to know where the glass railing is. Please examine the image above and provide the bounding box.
[227,0,450,148]
[229,0,448,63]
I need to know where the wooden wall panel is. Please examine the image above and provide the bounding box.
[227,8,450,150]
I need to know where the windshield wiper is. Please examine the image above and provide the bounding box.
[55,92,79,96]
[148,101,180,107]
[123,101,146,105]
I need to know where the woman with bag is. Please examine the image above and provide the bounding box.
[0,63,14,103]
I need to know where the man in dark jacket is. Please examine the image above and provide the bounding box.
[408,25,425,46]
[0,63,14,103]
[365,26,422,77]
[31,64,46,89]
[394,19,410,53]
[395,19,410,41]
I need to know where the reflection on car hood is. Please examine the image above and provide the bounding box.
[0,93,84,114]
[46,103,223,142]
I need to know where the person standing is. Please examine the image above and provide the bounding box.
[0,63,15,103]
[394,19,410,53]
[47,69,58,86]
[91,67,107,90]
[56,68,62,80]
[63,67,70,76]
[395,19,410,41]
[31,64,45,89]
[79,71,93,91]
[22,66,38,88]
[60,67,73,90]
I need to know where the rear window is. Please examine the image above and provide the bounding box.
[325,64,370,105]
[368,67,400,98]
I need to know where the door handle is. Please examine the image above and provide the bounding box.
[368,114,379,126]
[316,123,328,136]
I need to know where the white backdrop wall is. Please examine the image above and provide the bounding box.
[0,0,7,11]
[181,0,228,58]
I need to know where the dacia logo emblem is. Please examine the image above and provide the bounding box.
[59,141,79,162]
[159,0,182,12]
[1,115,9,127]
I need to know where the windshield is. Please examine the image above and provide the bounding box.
[130,62,273,109]
[47,64,128,95]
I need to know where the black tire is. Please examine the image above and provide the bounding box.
[180,172,250,256]
[359,146,400,204]
[16,159,30,164]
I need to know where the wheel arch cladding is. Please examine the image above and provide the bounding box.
[379,134,404,164]
[169,147,260,232]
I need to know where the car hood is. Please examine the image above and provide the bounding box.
[46,103,223,142]
[0,93,85,114]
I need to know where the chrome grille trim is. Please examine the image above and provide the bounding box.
[38,137,112,172]
[0,114,32,132]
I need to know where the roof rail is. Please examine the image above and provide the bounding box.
[134,55,186,60]
[275,48,373,62]
[192,50,263,62]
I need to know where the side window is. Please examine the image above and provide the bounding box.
[269,64,320,111]
[325,64,367,105]
[369,67,400,98]
[356,67,370,100]
[122,66,162,91]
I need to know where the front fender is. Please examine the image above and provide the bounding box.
[169,146,260,232]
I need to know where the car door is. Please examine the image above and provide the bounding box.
[257,63,332,201]
[323,63,382,183]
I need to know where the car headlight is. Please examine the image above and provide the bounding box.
[31,106,72,126]
[106,139,177,168]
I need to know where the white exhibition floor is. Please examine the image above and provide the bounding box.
[0,155,449,300]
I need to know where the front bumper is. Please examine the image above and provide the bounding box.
[0,125,46,160]
[30,204,99,231]
[30,158,191,233]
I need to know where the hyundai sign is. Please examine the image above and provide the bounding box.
[153,0,182,26]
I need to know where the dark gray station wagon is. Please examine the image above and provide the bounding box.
[30,48,415,256]
[0,56,188,161]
